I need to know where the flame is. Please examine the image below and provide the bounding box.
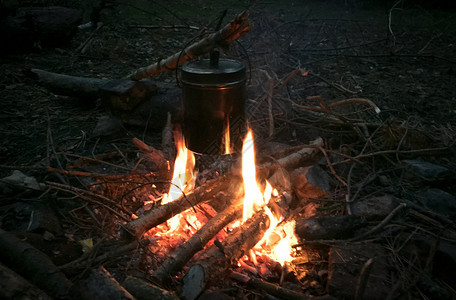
[224,120,231,155]
[241,130,266,222]
[271,220,298,266]
[240,129,299,268]
[161,128,196,232]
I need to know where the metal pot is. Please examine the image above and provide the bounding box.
[181,58,246,155]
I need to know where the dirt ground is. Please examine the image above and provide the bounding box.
[1,0,455,299]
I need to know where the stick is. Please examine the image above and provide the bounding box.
[354,258,374,300]
[257,137,324,178]
[152,202,243,284]
[230,271,337,300]
[126,10,251,80]
[181,208,271,300]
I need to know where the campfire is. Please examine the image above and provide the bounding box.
[132,125,302,293]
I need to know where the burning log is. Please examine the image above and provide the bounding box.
[181,208,271,300]
[151,202,244,284]
[126,10,251,80]
[0,229,72,298]
[122,137,324,238]
[121,173,242,238]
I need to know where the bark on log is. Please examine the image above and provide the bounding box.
[181,208,270,300]
[123,276,179,300]
[0,229,72,298]
[126,10,251,80]
[0,262,52,300]
[26,68,158,109]
[122,137,323,238]
[151,202,244,284]
[121,173,242,238]
[257,137,324,178]
[27,68,106,99]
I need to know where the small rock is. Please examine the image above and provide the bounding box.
[291,165,331,202]
[92,115,123,137]
[294,215,366,240]
[403,159,449,181]
[2,170,44,191]
[422,188,456,218]
[351,195,397,220]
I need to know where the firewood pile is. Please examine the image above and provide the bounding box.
[1,3,456,300]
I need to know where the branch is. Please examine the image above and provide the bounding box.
[126,10,251,80]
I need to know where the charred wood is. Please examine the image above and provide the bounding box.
[151,202,244,284]
[181,208,270,300]
[122,173,242,238]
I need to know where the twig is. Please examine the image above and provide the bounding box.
[349,203,407,242]
[74,23,103,54]
[388,0,404,49]
[355,258,374,300]
[127,24,199,30]
[47,181,132,221]
[292,203,407,247]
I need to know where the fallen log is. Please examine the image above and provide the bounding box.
[151,201,244,284]
[26,68,157,107]
[121,172,242,238]
[122,137,323,238]
[123,276,179,300]
[181,208,270,300]
[0,229,72,298]
[0,262,52,300]
[70,266,134,300]
[126,10,251,80]
[26,68,182,128]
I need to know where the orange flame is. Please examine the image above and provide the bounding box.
[240,129,298,267]
[224,119,232,155]
[161,128,196,232]
[241,130,266,222]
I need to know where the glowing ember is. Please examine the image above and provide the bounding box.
[270,221,298,266]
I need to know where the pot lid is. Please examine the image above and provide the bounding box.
[181,59,245,84]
